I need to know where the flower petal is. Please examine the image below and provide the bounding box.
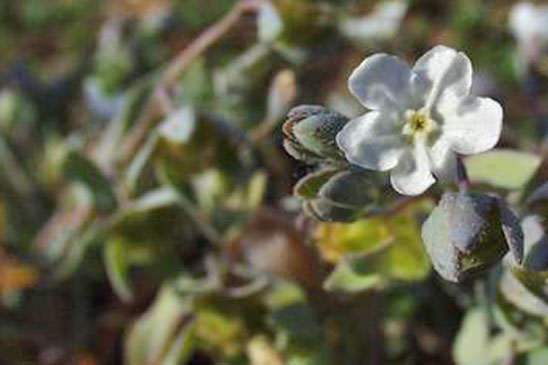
[390,141,435,195]
[428,136,456,183]
[348,54,411,110]
[439,95,503,154]
[411,45,472,110]
[336,111,404,171]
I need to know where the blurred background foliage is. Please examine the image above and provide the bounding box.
[1,0,548,364]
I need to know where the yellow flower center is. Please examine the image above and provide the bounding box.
[402,110,437,141]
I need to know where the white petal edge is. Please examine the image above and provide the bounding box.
[390,141,435,195]
[439,95,503,155]
[336,111,404,171]
[428,136,456,183]
[411,45,472,110]
[348,53,411,111]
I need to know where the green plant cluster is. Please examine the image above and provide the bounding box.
[2,1,548,364]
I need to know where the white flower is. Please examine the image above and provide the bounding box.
[509,2,548,46]
[509,2,548,64]
[257,1,283,43]
[339,0,408,42]
[336,46,503,196]
[83,77,125,120]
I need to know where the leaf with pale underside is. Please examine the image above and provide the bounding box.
[465,149,542,190]
[421,192,511,282]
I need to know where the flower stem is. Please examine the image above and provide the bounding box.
[119,0,261,164]
[456,155,470,192]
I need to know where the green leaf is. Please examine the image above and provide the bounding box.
[320,215,430,293]
[268,303,323,345]
[315,218,393,262]
[246,171,268,209]
[523,348,548,365]
[318,169,378,208]
[96,78,153,166]
[104,237,133,303]
[195,308,247,358]
[499,269,548,318]
[383,215,431,281]
[124,134,159,194]
[294,168,340,198]
[178,58,212,105]
[63,150,118,212]
[161,322,196,365]
[453,307,490,365]
[454,305,545,365]
[465,149,542,190]
[499,202,524,265]
[323,255,386,293]
[108,188,191,248]
[304,199,360,223]
[499,215,548,317]
[53,219,106,280]
[421,192,508,282]
[283,138,323,165]
[117,188,180,216]
[125,285,192,365]
[512,268,548,305]
[34,185,94,263]
[521,215,548,271]
[191,169,229,212]
[295,166,386,223]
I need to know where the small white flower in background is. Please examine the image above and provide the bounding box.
[158,106,196,144]
[257,1,283,43]
[336,46,503,196]
[509,2,548,63]
[83,77,125,120]
[509,2,548,45]
[339,0,408,42]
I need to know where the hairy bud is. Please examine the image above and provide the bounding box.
[283,105,349,164]
[422,192,523,282]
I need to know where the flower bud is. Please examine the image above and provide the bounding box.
[283,105,349,164]
[295,167,382,222]
[422,192,522,282]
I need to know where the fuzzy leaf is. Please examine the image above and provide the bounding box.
[304,199,360,222]
[421,192,509,282]
[318,169,378,208]
[294,168,340,199]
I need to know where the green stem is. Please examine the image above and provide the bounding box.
[456,155,470,193]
